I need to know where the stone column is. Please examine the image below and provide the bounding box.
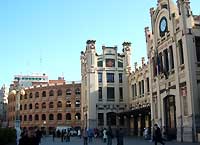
[138,116,141,136]
[129,115,134,136]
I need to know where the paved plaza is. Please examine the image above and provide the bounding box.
[39,136,199,145]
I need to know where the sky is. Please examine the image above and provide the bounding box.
[0,0,199,87]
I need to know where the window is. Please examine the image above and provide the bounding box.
[49,102,54,109]
[119,87,123,101]
[29,115,32,121]
[98,113,104,126]
[98,61,103,67]
[107,73,114,83]
[66,89,72,95]
[35,114,39,121]
[152,57,157,77]
[35,92,39,98]
[29,104,32,109]
[141,80,144,96]
[106,112,116,126]
[35,103,39,109]
[195,36,200,62]
[159,52,163,73]
[106,59,115,67]
[132,85,135,98]
[169,46,174,69]
[24,115,27,121]
[75,113,81,120]
[20,105,22,110]
[75,88,81,95]
[42,91,46,97]
[98,87,102,101]
[119,73,123,83]
[42,102,46,109]
[66,101,71,107]
[49,90,54,96]
[146,78,150,92]
[164,49,169,72]
[57,101,62,108]
[49,114,54,120]
[42,114,46,120]
[24,104,27,110]
[57,90,62,96]
[66,113,71,120]
[27,93,30,99]
[57,113,62,120]
[178,39,184,65]
[75,100,80,107]
[139,81,141,96]
[98,73,102,83]
[107,87,115,101]
[118,61,123,68]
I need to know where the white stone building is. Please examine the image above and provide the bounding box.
[81,40,131,129]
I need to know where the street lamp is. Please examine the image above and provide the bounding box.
[10,88,25,145]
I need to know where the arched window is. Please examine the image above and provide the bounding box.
[57,101,62,108]
[20,105,22,110]
[49,102,54,109]
[35,103,39,109]
[66,101,71,107]
[35,92,39,98]
[24,104,27,110]
[57,89,62,96]
[66,113,71,120]
[66,89,72,95]
[20,115,22,121]
[75,113,81,120]
[57,113,62,120]
[29,104,32,109]
[24,115,27,121]
[106,112,116,126]
[35,114,39,121]
[42,102,46,109]
[42,114,46,120]
[42,91,46,97]
[49,114,54,120]
[24,93,27,99]
[49,90,54,96]
[75,88,81,95]
[29,93,32,99]
[75,100,80,107]
[29,115,32,121]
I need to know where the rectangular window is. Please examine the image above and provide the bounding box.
[169,46,174,69]
[164,49,169,72]
[132,85,134,98]
[152,57,157,77]
[135,84,137,97]
[119,73,123,83]
[98,61,103,67]
[98,73,102,83]
[107,87,115,101]
[139,81,141,97]
[178,39,184,65]
[106,59,115,67]
[107,73,114,83]
[146,78,150,92]
[159,53,163,73]
[98,113,104,126]
[195,36,200,62]
[118,61,123,68]
[141,80,144,96]
[119,87,123,101]
[98,87,102,101]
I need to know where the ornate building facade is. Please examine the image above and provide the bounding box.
[81,40,131,129]
[144,0,200,142]
[8,81,81,134]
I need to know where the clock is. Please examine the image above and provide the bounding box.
[159,17,167,34]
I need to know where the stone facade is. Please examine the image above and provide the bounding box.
[7,81,81,134]
[81,40,131,129]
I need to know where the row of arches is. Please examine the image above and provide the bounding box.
[20,113,81,121]
[20,100,80,110]
[22,88,81,99]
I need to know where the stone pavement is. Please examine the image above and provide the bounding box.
[40,136,199,145]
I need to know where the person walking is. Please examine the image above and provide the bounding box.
[153,124,165,145]
[82,128,88,145]
[116,128,124,145]
[103,128,107,143]
[106,126,113,145]
[52,130,55,142]
[78,129,81,138]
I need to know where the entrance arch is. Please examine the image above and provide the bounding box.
[163,95,177,140]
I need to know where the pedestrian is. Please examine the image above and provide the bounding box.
[78,129,81,138]
[106,126,113,145]
[61,130,64,142]
[19,130,28,145]
[82,128,88,145]
[153,124,165,145]
[103,128,107,143]
[52,130,55,142]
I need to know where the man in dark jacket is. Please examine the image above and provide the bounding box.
[153,124,165,145]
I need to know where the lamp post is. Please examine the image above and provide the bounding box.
[10,87,25,145]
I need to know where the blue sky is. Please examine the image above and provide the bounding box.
[0,0,199,86]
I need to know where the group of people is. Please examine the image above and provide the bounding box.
[18,128,43,145]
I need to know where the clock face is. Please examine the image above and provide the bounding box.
[160,17,167,32]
